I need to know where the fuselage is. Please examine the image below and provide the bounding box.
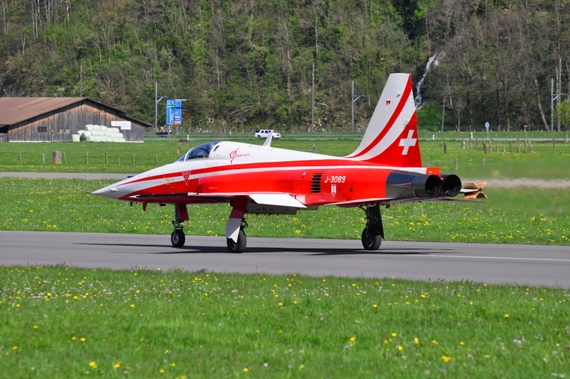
[93,140,435,207]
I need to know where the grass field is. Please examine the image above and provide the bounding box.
[1,137,570,378]
[1,266,568,378]
[1,135,569,179]
[1,179,569,245]
[1,137,570,245]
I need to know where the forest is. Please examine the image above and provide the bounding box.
[1,0,570,133]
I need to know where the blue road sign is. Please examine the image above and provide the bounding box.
[166,99,182,125]
[166,99,175,125]
[174,100,182,124]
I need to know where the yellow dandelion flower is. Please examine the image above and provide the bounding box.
[397,345,403,351]
[349,336,356,342]
[80,337,86,342]
[441,355,451,362]
[504,314,509,319]
[159,368,165,374]
[414,337,419,344]
[391,332,397,337]
[114,362,121,369]
[243,367,249,373]
[12,346,18,351]
[89,361,97,368]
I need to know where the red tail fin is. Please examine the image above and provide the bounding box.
[346,73,422,167]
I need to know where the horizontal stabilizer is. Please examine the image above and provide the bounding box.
[461,182,487,199]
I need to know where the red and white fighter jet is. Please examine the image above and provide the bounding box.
[94,73,482,253]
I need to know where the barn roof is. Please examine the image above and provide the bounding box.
[0,97,151,127]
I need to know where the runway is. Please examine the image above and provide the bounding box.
[1,230,569,289]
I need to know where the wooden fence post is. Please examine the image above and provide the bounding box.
[105,152,108,165]
[18,152,22,164]
[86,152,89,165]
[132,153,135,166]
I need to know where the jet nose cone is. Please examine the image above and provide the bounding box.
[92,186,119,199]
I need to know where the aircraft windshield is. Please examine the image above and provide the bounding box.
[176,141,220,162]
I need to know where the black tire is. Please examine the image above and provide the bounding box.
[227,229,247,253]
[171,230,185,248]
[361,228,382,250]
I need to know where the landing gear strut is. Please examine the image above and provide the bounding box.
[170,205,188,248]
[227,218,248,253]
[361,204,384,250]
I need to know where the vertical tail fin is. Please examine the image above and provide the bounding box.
[346,73,422,167]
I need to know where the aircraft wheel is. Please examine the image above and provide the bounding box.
[361,228,381,250]
[171,230,186,248]
[227,230,247,253]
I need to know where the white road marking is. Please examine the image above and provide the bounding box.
[425,254,570,263]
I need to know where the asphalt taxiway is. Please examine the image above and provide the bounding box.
[1,230,569,288]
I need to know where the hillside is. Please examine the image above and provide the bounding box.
[1,0,568,132]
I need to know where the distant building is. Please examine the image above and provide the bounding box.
[0,97,150,142]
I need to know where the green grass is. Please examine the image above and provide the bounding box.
[2,137,570,179]
[1,266,568,378]
[1,178,569,245]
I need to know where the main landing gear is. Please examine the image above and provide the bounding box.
[361,204,384,250]
[226,219,248,253]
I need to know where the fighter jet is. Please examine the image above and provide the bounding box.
[93,73,484,252]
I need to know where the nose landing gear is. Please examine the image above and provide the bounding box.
[170,204,189,248]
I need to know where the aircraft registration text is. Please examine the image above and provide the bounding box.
[324,176,346,183]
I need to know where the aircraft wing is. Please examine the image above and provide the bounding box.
[181,192,307,208]
[249,193,307,208]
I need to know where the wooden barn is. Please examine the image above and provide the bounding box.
[0,97,150,142]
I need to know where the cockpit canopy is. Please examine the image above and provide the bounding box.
[176,141,220,162]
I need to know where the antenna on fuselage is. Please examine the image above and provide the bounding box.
[262,130,274,147]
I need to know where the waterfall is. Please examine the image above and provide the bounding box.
[414,53,438,108]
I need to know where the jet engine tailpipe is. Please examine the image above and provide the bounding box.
[386,172,442,200]
[441,174,462,197]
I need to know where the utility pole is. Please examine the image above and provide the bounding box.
[311,63,315,133]
[351,81,369,132]
[155,82,166,133]
[558,57,562,132]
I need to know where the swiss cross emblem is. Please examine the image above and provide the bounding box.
[399,130,417,155]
